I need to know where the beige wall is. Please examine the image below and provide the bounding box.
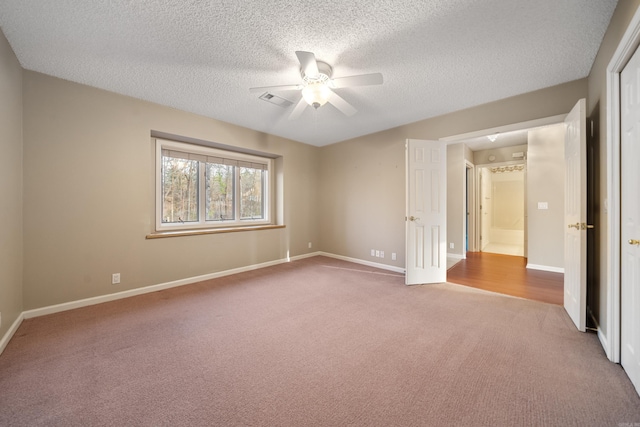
[0,31,23,337]
[1,14,613,333]
[318,129,406,264]
[473,144,528,166]
[21,71,320,309]
[319,80,587,269]
[526,124,565,269]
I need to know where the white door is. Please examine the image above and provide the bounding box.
[563,98,587,332]
[621,47,640,395]
[405,139,447,285]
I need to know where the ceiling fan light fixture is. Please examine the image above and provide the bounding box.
[302,82,331,109]
[487,133,499,142]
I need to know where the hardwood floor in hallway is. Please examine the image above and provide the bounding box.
[446,252,564,305]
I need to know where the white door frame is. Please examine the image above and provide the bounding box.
[474,160,527,255]
[440,117,565,254]
[605,6,640,364]
[465,161,475,253]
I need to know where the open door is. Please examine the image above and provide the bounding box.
[405,139,447,285]
[563,98,587,331]
[621,45,640,395]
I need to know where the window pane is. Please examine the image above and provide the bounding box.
[239,167,264,220]
[206,163,235,221]
[162,155,199,223]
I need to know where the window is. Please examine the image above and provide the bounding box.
[156,139,272,231]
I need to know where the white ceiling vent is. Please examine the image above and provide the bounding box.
[258,92,293,108]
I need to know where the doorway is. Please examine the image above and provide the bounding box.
[477,163,526,257]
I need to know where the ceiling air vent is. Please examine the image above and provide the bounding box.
[258,92,293,108]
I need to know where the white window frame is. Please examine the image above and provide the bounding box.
[155,139,272,232]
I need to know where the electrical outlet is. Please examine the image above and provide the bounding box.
[308,242,312,249]
[112,273,121,285]
[392,253,397,261]
[375,250,380,257]
[449,243,454,249]
[380,251,384,258]
[371,249,375,256]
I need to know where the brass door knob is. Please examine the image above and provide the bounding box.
[629,239,640,246]
[409,216,420,222]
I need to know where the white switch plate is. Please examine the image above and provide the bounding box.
[308,242,312,249]
[380,251,384,258]
[538,202,549,210]
[449,243,454,249]
[375,250,380,257]
[112,273,121,284]
[371,249,375,256]
[391,253,396,261]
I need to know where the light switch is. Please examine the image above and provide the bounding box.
[538,202,549,210]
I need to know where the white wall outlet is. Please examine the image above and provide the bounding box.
[449,243,454,249]
[308,242,312,249]
[371,249,375,256]
[538,202,549,210]
[380,251,384,258]
[112,273,121,285]
[392,252,397,261]
[375,250,380,257]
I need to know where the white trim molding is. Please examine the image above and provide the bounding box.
[0,251,404,356]
[604,5,640,364]
[526,263,565,274]
[22,255,305,320]
[0,313,25,356]
[440,114,567,144]
[318,252,406,274]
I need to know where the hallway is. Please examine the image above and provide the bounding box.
[446,252,563,305]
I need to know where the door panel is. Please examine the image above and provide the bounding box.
[406,139,446,285]
[621,47,640,394]
[563,98,587,332]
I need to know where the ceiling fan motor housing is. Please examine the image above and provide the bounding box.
[301,61,332,82]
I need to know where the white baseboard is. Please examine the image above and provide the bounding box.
[22,255,300,320]
[18,251,399,322]
[526,263,564,273]
[317,252,405,274]
[2,251,401,356]
[447,253,465,260]
[588,306,612,361]
[0,312,24,356]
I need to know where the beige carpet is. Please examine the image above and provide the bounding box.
[1,256,639,426]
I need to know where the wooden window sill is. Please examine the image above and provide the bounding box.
[146,224,285,239]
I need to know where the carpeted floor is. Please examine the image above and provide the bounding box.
[1,256,639,426]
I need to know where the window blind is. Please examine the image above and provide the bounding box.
[162,149,267,170]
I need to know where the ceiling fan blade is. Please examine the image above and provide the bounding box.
[331,73,383,89]
[249,84,303,94]
[288,97,307,120]
[328,91,357,117]
[295,51,319,77]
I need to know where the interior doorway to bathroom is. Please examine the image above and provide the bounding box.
[477,162,526,257]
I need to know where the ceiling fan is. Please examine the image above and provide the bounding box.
[249,51,383,120]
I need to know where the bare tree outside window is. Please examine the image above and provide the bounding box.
[240,167,264,219]
[162,156,198,223]
[157,140,271,231]
[206,163,235,221]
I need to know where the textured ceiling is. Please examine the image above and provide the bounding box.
[0,0,618,146]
